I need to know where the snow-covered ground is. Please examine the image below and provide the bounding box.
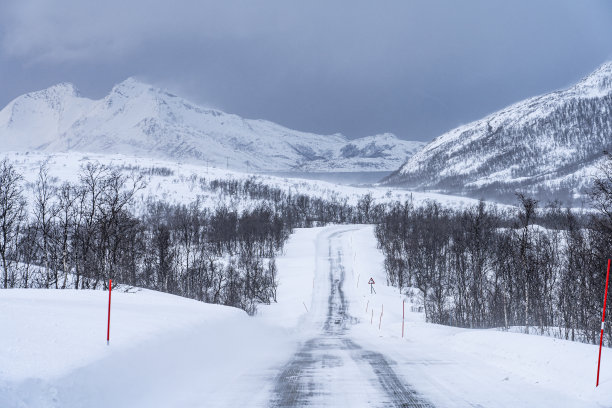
[341,226,612,407]
[3,150,493,212]
[1,225,610,407]
[0,287,298,407]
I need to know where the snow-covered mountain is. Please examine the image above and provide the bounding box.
[383,62,612,203]
[0,78,424,172]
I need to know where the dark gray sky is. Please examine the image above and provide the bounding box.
[1,1,612,141]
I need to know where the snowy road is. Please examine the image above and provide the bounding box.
[269,229,432,407]
[2,225,611,407]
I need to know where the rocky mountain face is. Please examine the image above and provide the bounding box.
[383,62,612,203]
[0,78,424,172]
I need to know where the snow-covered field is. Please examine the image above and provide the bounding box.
[1,225,610,407]
[0,286,297,407]
[3,150,492,211]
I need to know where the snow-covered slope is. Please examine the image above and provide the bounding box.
[3,151,497,215]
[383,62,612,202]
[0,83,95,151]
[0,78,424,172]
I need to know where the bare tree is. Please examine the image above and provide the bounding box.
[0,158,26,288]
[97,168,146,288]
[54,182,77,289]
[34,162,57,288]
[516,193,538,333]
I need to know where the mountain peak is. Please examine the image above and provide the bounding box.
[47,82,79,96]
[384,61,612,202]
[587,61,612,78]
[21,82,80,102]
[572,61,612,96]
[0,76,424,172]
[109,77,154,97]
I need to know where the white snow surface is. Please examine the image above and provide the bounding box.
[2,150,493,213]
[1,225,611,407]
[0,78,425,172]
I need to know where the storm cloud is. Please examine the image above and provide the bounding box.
[1,0,611,141]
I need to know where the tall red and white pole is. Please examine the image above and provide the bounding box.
[107,279,112,345]
[596,259,610,387]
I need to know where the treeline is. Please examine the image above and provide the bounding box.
[0,159,379,314]
[3,153,612,341]
[205,177,381,227]
[0,160,289,313]
[127,202,287,314]
[376,154,612,346]
[0,160,146,292]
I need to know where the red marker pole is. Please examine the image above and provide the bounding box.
[107,278,112,345]
[402,300,405,338]
[596,259,611,387]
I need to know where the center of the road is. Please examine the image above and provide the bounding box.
[269,229,432,408]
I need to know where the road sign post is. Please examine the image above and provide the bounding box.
[368,277,376,294]
[596,259,611,387]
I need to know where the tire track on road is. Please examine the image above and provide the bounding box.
[270,229,433,407]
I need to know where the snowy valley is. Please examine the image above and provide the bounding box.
[1,146,612,407]
[1,226,611,407]
[1,10,612,406]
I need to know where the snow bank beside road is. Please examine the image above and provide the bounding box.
[0,227,336,408]
[446,329,612,405]
[346,225,612,407]
[0,288,245,381]
[0,288,297,408]
[256,227,322,330]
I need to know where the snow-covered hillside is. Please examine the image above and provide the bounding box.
[0,78,424,172]
[3,150,490,212]
[383,62,612,202]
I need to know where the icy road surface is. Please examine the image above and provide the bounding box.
[269,229,432,407]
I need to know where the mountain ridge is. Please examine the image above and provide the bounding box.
[383,61,612,203]
[0,78,425,172]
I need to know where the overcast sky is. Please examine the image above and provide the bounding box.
[1,1,611,142]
